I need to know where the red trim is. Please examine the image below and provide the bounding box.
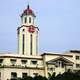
[28,26,35,33]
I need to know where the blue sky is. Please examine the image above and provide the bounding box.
[0,0,80,53]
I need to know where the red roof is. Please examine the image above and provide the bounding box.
[24,8,33,14]
[21,5,36,17]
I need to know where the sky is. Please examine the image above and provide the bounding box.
[0,0,80,53]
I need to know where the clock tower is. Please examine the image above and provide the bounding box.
[17,5,39,56]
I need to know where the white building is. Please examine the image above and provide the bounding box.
[0,5,80,80]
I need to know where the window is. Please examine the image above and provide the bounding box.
[62,62,64,68]
[22,73,27,78]
[10,59,16,66]
[24,17,27,23]
[0,59,3,66]
[21,60,27,64]
[55,61,61,67]
[29,17,31,23]
[22,34,25,55]
[76,56,79,60]
[76,64,80,68]
[31,61,37,65]
[0,72,1,80]
[11,72,17,78]
[55,61,64,68]
[58,61,61,67]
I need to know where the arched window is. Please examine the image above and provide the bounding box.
[24,17,27,23]
[29,17,31,23]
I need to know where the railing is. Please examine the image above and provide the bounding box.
[0,64,44,69]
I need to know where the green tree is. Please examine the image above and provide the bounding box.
[33,75,48,80]
[48,72,55,80]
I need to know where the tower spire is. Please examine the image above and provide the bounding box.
[27,4,30,9]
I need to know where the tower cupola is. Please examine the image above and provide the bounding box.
[21,5,36,17]
[21,5,36,26]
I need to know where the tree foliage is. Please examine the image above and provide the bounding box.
[10,70,80,80]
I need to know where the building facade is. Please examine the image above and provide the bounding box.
[0,5,80,80]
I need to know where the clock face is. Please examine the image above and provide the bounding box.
[28,26,35,33]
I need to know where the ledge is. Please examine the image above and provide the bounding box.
[0,65,44,70]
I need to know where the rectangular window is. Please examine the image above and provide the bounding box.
[31,61,37,65]
[0,59,3,66]
[56,61,61,67]
[76,56,79,60]
[10,59,16,66]
[29,17,31,23]
[22,73,27,78]
[11,72,17,78]
[24,17,27,23]
[62,62,64,68]
[76,64,80,68]
[21,60,27,64]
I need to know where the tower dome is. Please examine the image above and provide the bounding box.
[21,5,36,17]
